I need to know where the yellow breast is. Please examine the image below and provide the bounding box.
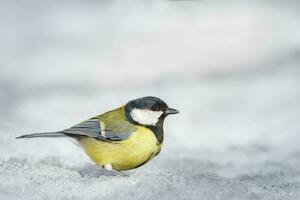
[79,126,161,170]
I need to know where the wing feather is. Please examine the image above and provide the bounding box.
[61,115,136,141]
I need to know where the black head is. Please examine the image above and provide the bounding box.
[125,96,179,126]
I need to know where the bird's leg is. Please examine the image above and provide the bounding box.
[102,164,128,177]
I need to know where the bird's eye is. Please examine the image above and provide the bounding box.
[151,104,160,111]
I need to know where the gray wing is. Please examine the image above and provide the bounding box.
[61,117,136,141]
[102,120,137,141]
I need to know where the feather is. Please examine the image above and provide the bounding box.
[16,132,66,139]
[61,108,136,141]
[16,106,137,142]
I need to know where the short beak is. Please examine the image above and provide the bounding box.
[165,108,179,115]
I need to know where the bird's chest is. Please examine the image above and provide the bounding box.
[114,127,161,169]
[81,126,161,170]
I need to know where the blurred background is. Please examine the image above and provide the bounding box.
[1,0,300,199]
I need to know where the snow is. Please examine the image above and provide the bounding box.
[1,0,300,199]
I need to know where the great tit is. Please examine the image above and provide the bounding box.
[17,96,179,176]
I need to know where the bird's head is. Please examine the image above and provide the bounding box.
[125,96,179,126]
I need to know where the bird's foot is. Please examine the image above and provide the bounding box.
[102,164,128,177]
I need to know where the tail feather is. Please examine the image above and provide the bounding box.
[16,132,66,139]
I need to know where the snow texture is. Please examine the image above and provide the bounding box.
[1,0,300,200]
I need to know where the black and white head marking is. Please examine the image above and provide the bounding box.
[125,96,178,126]
[125,96,169,126]
[130,108,164,126]
[125,96,179,144]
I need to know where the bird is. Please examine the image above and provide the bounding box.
[16,96,179,176]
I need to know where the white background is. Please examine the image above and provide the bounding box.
[1,0,300,199]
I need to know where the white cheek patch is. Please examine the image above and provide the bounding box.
[130,108,163,126]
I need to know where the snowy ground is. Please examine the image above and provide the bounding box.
[1,0,300,199]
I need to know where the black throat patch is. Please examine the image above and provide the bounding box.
[146,120,164,144]
[125,103,165,144]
